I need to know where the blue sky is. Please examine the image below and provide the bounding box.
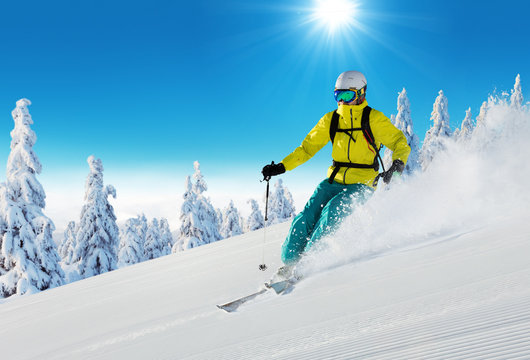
[0,0,528,230]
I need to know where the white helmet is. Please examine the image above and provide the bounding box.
[335,71,367,90]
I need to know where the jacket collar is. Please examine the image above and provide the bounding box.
[336,100,369,118]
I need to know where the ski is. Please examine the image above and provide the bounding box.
[217,278,299,313]
[217,288,268,312]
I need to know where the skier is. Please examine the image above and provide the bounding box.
[262,71,411,278]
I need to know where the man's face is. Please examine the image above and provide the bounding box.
[338,99,355,105]
[338,96,364,106]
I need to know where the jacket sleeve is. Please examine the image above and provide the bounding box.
[281,113,331,171]
[370,110,411,165]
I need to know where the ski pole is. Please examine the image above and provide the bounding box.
[264,179,270,222]
[259,177,270,271]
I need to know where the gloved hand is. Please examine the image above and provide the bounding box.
[262,161,285,181]
[382,159,405,184]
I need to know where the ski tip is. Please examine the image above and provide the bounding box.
[217,302,241,313]
[217,288,268,313]
[217,304,233,313]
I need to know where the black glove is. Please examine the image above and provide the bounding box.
[262,161,285,181]
[382,159,405,184]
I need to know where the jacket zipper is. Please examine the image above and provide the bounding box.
[343,109,354,181]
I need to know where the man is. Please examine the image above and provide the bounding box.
[262,71,411,275]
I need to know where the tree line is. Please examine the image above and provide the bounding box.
[0,106,296,296]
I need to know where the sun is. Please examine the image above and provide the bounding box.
[312,0,358,33]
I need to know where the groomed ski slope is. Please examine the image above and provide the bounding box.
[1,101,530,359]
[1,216,529,359]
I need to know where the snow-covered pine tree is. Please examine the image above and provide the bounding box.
[383,88,421,174]
[420,90,452,171]
[0,184,6,277]
[510,74,523,109]
[118,217,144,267]
[246,199,264,232]
[145,218,168,260]
[173,176,202,251]
[454,108,475,143]
[192,161,222,244]
[476,101,489,130]
[59,221,77,265]
[72,156,119,278]
[159,218,173,255]
[0,99,64,297]
[220,200,243,238]
[239,215,246,234]
[136,213,148,243]
[266,179,296,225]
[216,208,223,231]
[285,189,295,213]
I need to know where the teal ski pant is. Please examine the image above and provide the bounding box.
[281,179,373,264]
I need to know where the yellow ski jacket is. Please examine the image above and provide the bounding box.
[281,101,411,187]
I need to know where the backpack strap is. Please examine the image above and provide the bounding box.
[328,106,386,185]
[329,110,340,143]
[361,106,375,149]
[361,106,386,176]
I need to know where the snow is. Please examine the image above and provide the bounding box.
[1,92,530,359]
[0,213,529,359]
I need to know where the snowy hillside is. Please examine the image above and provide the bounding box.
[1,100,530,359]
[1,214,529,359]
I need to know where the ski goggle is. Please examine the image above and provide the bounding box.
[334,87,365,103]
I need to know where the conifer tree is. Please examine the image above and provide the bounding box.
[159,218,173,255]
[221,201,243,238]
[0,99,64,297]
[420,90,452,171]
[174,162,223,251]
[118,217,144,267]
[72,156,119,278]
[145,218,167,260]
[136,213,148,244]
[59,221,77,265]
[454,107,475,143]
[510,74,523,109]
[476,101,489,130]
[383,88,421,174]
[173,176,202,251]
[216,208,223,231]
[0,187,6,278]
[192,161,222,244]
[266,179,296,225]
[246,199,264,232]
